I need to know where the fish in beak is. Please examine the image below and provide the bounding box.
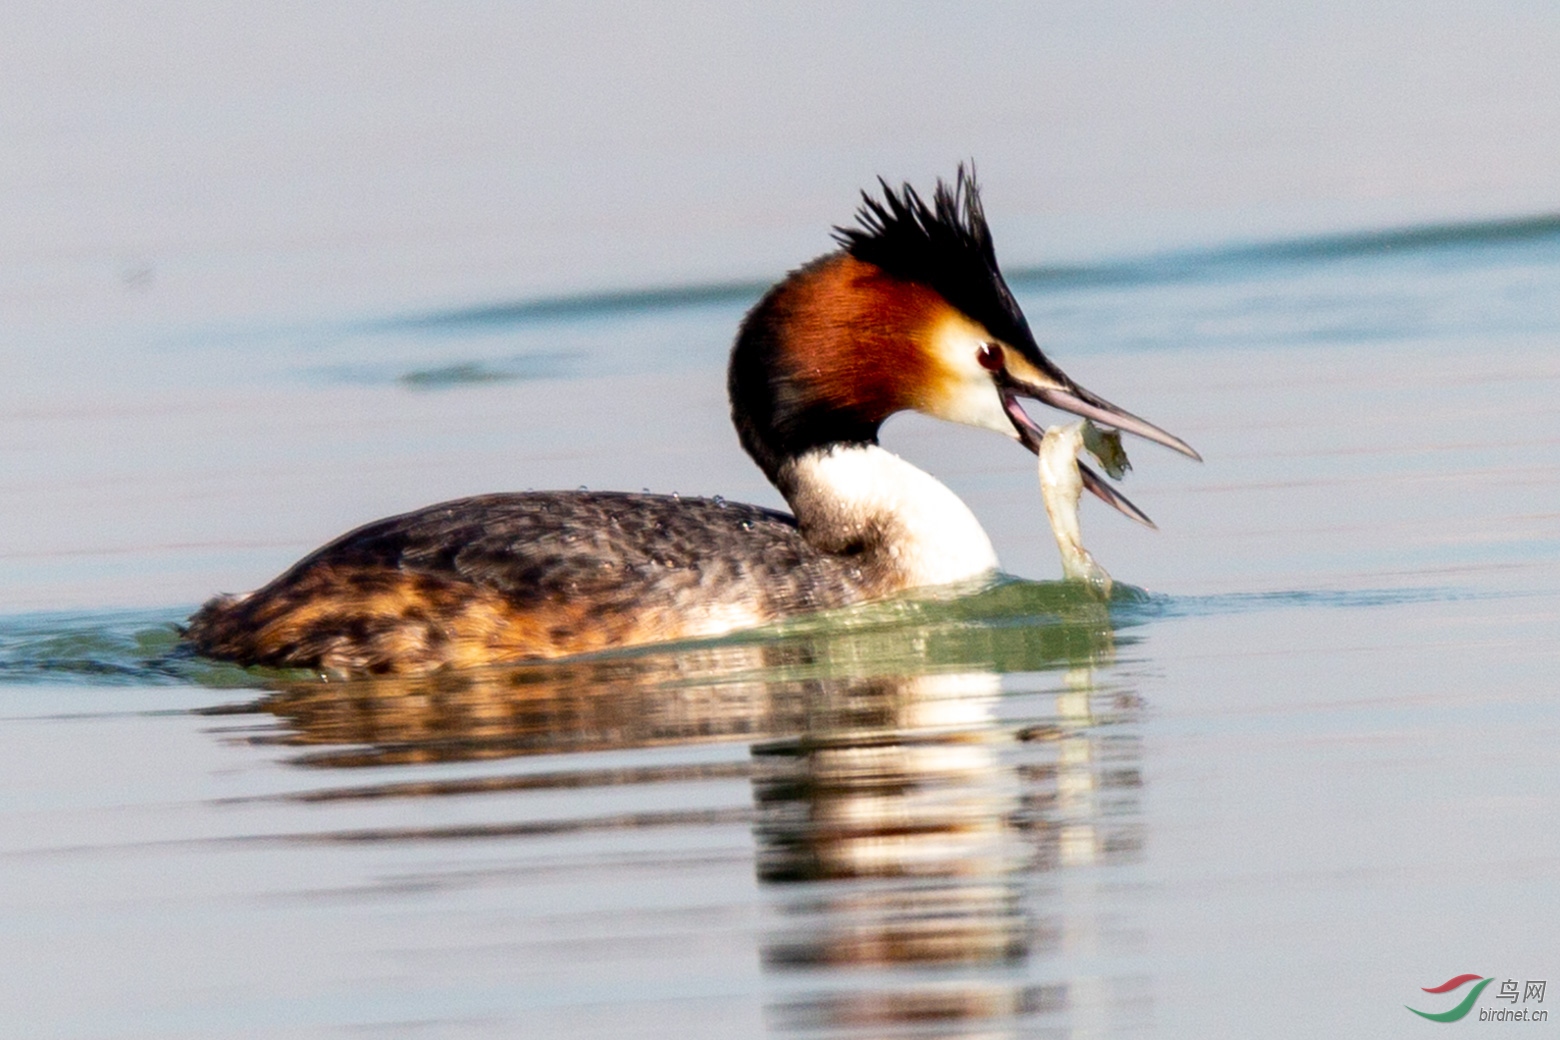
[997,350,1200,528]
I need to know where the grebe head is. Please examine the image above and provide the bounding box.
[730,166,1199,515]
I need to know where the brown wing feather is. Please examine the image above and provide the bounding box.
[185,492,872,674]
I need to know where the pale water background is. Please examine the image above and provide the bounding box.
[3,4,1559,1038]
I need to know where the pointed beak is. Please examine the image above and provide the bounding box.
[1002,354,1201,461]
[1031,382,1202,461]
[1001,393,1159,528]
[997,352,1196,529]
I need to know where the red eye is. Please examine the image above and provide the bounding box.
[976,342,1004,372]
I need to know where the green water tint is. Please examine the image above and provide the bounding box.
[0,582,1115,684]
[0,583,1125,767]
[241,592,1127,768]
[0,581,1478,774]
[0,608,224,687]
[0,580,1475,692]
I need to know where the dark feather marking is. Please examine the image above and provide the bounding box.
[185,491,876,673]
[729,166,1037,484]
[832,163,1034,357]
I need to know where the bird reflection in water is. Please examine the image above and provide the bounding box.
[209,584,1146,1036]
[754,660,1144,1036]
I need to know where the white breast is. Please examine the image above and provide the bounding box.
[784,444,999,591]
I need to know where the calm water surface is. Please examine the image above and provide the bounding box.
[3,221,1558,1038]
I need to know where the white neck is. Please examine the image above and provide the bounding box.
[780,444,999,592]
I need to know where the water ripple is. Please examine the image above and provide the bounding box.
[372,211,1560,331]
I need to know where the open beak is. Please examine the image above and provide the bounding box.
[999,357,1198,529]
[1002,393,1158,528]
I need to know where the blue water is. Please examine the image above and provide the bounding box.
[2,200,1558,1038]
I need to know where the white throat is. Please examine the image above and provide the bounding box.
[781,444,999,592]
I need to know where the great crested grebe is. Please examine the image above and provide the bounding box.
[185,168,1198,675]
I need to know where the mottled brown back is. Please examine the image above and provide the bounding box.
[185,492,875,674]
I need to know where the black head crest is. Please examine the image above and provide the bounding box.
[833,164,1035,350]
